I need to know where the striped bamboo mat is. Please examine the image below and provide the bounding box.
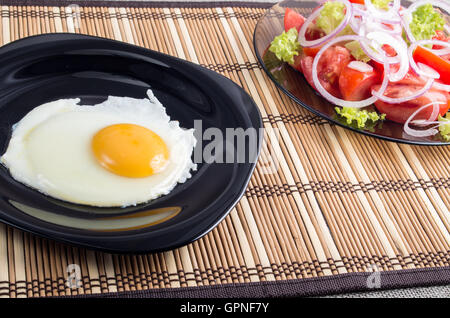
[0,1,449,298]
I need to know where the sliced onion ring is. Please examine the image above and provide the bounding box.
[433,82,450,92]
[351,3,366,14]
[312,35,389,108]
[417,63,440,79]
[359,39,400,64]
[364,0,401,24]
[298,0,352,48]
[409,40,450,80]
[347,60,374,73]
[430,46,450,56]
[365,31,409,82]
[358,15,403,37]
[349,15,362,34]
[403,101,445,137]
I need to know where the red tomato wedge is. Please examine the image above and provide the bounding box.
[303,46,321,57]
[372,85,450,124]
[413,46,450,85]
[300,46,352,98]
[371,63,428,87]
[348,0,365,4]
[339,63,381,101]
[284,8,305,32]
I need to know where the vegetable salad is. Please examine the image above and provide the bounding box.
[269,0,450,140]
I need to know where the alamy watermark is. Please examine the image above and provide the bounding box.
[66,4,81,31]
[66,264,82,289]
[366,264,381,289]
[189,120,280,175]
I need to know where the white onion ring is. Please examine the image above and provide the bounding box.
[417,63,440,79]
[358,15,403,37]
[312,35,389,108]
[359,39,401,64]
[365,31,409,82]
[403,101,445,137]
[428,100,441,123]
[433,82,450,92]
[364,0,401,24]
[430,45,450,56]
[350,15,362,34]
[378,22,402,36]
[298,0,353,48]
[348,60,374,72]
[372,77,434,103]
[411,39,450,58]
[351,3,366,14]
[409,40,450,79]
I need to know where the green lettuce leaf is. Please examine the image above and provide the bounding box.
[410,4,445,41]
[372,0,391,10]
[335,107,386,129]
[345,41,371,63]
[438,113,450,142]
[316,1,354,36]
[316,1,346,35]
[269,28,301,64]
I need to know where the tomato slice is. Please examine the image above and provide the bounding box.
[338,63,381,101]
[348,0,365,4]
[284,8,306,32]
[372,85,450,124]
[382,44,397,57]
[370,62,430,88]
[300,45,352,98]
[413,46,450,84]
[303,46,321,57]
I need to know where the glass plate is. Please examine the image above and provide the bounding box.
[253,0,449,145]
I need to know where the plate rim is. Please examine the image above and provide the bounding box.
[0,33,263,254]
[252,1,450,146]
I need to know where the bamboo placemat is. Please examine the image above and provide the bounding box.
[0,0,448,298]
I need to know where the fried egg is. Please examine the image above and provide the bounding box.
[1,90,197,207]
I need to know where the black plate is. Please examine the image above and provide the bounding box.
[0,33,262,253]
[253,0,450,145]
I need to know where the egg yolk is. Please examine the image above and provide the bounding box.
[92,124,169,178]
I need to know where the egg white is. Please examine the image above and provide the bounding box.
[1,90,197,207]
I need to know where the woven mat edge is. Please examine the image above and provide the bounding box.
[52,266,450,298]
[0,0,448,299]
[0,0,277,8]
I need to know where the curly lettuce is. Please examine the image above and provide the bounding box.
[335,107,386,129]
[438,113,450,142]
[316,1,353,35]
[372,0,391,10]
[316,1,346,34]
[410,4,445,41]
[269,28,301,64]
[345,41,371,63]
